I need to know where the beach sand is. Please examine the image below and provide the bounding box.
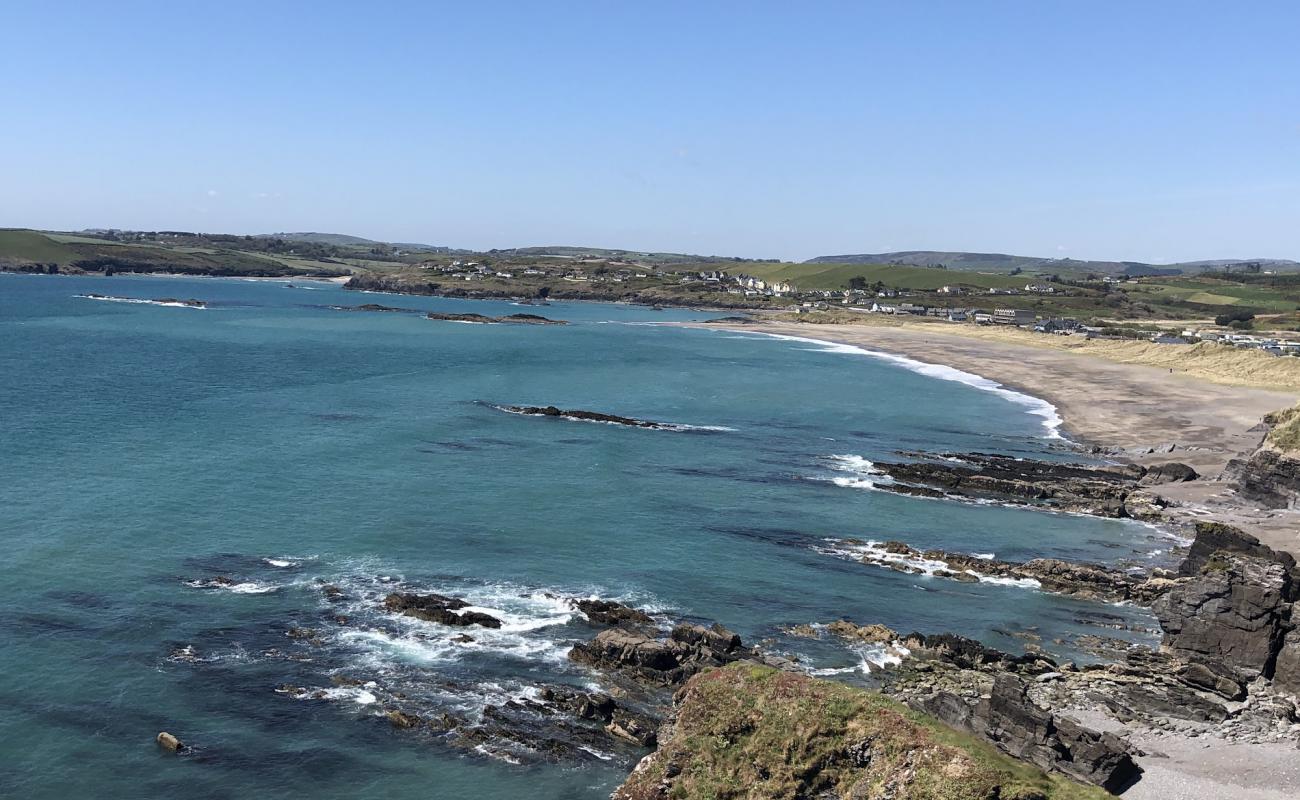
[694,318,1300,798]
[696,320,1300,556]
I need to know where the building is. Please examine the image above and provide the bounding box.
[993,308,1036,326]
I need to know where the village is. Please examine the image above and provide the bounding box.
[417,259,1300,356]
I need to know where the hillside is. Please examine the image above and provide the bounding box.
[487,245,772,265]
[736,260,1037,291]
[258,232,455,252]
[808,250,1300,277]
[0,228,350,277]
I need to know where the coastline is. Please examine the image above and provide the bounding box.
[690,319,1300,557]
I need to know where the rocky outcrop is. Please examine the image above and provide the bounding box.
[872,452,1164,519]
[573,599,654,627]
[382,592,503,628]
[498,405,668,429]
[1178,521,1297,576]
[613,663,1112,800]
[426,311,566,324]
[1226,448,1300,509]
[1154,553,1293,679]
[569,624,747,686]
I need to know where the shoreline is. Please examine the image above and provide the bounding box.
[690,319,1300,557]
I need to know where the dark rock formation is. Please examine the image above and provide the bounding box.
[1274,629,1300,693]
[1138,461,1199,485]
[383,592,503,628]
[569,623,747,686]
[871,452,1161,518]
[1226,448,1300,509]
[978,673,1141,792]
[1178,521,1297,576]
[426,311,566,324]
[499,405,667,429]
[849,539,1181,604]
[336,303,416,312]
[574,599,654,627]
[1154,553,1292,679]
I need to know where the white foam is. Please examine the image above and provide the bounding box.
[738,331,1064,439]
[184,578,278,594]
[814,538,1042,589]
[75,294,205,309]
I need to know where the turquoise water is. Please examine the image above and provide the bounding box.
[0,274,1171,798]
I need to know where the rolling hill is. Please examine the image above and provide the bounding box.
[806,250,1300,277]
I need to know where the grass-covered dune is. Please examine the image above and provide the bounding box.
[614,663,1109,800]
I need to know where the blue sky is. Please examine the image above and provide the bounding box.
[3,1,1297,262]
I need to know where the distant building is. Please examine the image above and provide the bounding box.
[993,308,1036,326]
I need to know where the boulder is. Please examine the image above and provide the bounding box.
[1138,462,1199,485]
[1154,554,1292,679]
[1178,660,1247,701]
[156,731,185,752]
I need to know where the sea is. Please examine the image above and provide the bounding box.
[0,273,1178,798]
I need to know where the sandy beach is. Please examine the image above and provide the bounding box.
[689,318,1300,798]
[697,319,1300,556]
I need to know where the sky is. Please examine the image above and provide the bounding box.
[2,1,1298,263]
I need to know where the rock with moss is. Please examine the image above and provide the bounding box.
[613,663,1115,800]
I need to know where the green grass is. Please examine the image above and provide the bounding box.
[735,261,1038,291]
[0,229,75,263]
[1128,277,1300,313]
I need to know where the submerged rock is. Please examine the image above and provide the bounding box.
[499,405,667,429]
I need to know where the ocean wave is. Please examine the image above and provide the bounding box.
[738,331,1064,439]
[183,577,279,594]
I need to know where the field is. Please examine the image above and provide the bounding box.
[735,261,1037,290]
[0,229,76,263]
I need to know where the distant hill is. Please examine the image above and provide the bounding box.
[806,250,1300,277]
[489,245,776,266]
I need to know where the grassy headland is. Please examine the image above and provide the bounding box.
[614,663,1108,800]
